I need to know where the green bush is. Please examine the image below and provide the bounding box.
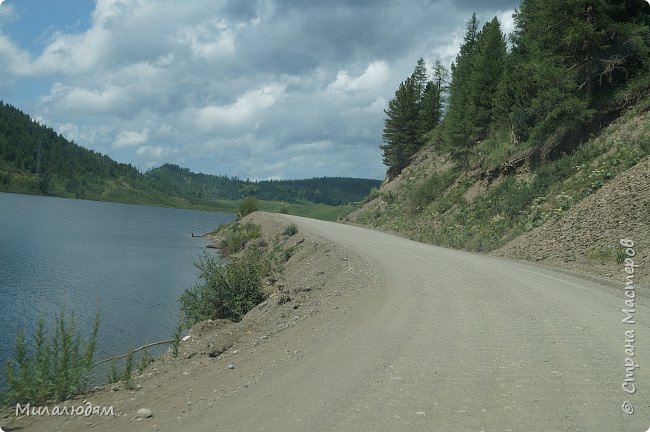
[180,248,267,325]
[238,196,257,217]
[282,223,298,236]
[171,321,183,358]
[2,311,99,405]
[219,222,261,255]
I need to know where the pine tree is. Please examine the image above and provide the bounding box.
[420,60,448,134]
[443,13,480,162]
[468,17,507,140]
[504,0,649,149]
[381,76,421,178]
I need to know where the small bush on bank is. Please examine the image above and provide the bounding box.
[2,311,99,405]
[180,248,268,325]
[238,197,257,217]
[219,222,261,255]
[282,223,298,236]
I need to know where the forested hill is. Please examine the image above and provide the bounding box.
[146,164,380,206]
[379,1,650,179]
[345,0,650,254]
[0,101,380,209]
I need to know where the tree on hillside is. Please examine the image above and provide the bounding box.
[381,75,421,178]
[469,17,507,139]
[443,13,481,163]
[381,57,451,178]
[502,0,650,150]
[420,60,448,134]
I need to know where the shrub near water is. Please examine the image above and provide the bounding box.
[180,247,268,325]
[2,311,99,405]
[217,221,261,255]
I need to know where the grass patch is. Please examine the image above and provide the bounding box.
[282,223,298,236]
[586,246,628,265]
[409,168,460,214]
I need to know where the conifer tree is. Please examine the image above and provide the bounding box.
[468,17,507,139]
[443,13,480,163]
[381,76,421,178]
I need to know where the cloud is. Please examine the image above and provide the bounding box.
[195,84,285,130]
[328,61,390,93]
[113,128,149,148]
[2,0,521,180]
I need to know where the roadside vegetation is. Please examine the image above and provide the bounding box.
[348,1,650,252]
[350,101,650,251]
[180,220,298,326]
[1,312,99,406]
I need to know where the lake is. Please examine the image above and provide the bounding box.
[0,193,234,380]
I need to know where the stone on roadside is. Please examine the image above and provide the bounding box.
[136,408,153,418]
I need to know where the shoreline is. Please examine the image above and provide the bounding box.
[4,211,374,431]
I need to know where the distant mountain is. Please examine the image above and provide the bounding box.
[145,164,381,206]
[0,101,380,210]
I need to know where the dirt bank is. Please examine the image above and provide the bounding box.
[2,211,379,432]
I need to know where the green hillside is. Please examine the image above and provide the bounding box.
[345,0,650,249]
[0,101,380,219]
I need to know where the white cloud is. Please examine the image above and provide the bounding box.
[178,19,236,60]
[195,84,285,129]
[113,129,149,148]
[135,145,178,169]
[3,0,521,180]
[42,83,130,116]
[328,60,390,93]
[498,9,516,37]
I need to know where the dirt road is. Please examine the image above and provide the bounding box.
[9,214,650,431]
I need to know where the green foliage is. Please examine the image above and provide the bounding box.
[146,164,381,206]
[282,223,298,236]
[586,246,627,265]
[179,248,268,325]
[107,360,120,384]
[218,221,262,255]
[2,311,99,405]
[137,349,154,375]
[171,322,184,358]
[283,246,297,262]
[381,58,447,178]
[443,14,481,162]
[410,169,459,213]
[122,350,135,389]
[238,196,257,217]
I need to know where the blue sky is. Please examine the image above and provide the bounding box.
[0,0,518,180]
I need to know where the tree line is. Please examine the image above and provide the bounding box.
[0,102,380,206]
[381,0,650,177]
[145,164,381,206]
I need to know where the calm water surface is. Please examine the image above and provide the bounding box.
[0,193,234,375]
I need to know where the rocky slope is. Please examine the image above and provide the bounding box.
[344,102,650,288]
[491,155,650,287]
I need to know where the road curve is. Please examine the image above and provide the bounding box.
[210,214,649,432]
[13,214,649,432]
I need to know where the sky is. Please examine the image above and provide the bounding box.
[0,0,519,180]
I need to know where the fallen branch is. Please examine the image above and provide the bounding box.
[91,339,176,369]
